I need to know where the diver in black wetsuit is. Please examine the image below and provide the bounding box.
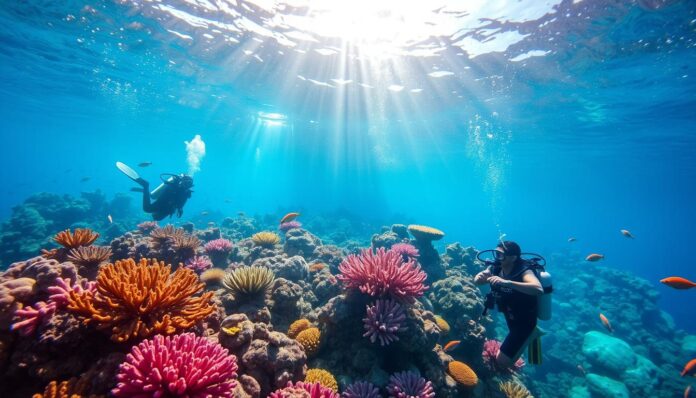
[474,241,544,369]
[116,162,193,221]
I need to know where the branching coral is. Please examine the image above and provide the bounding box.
[222,265,275,298]
[343,381,382,398]
[185,255,213,273]
[67,258,215,342]
[499,380,534,398]
[305,369,338,392]
[252,231,281,247]
[386,371,435,398]
[295,327,321,356]
[362,299,407,346]
[112,333,238,397]
[11,301,56,336]
[269,381,339,398]
[338,248,428,302]
[390,243,419,260]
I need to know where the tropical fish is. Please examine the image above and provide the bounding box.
[201,211,209,216]
[280,212,300,224]
[685,385,692,398]
[660,277,696,290]
[577,364,587,376]
[568,237,576,242]
[621,229,634,238]
[138,162,152,167]
[586,254,604,262]
[599,313,613,333]
[443,340,461,352]
[80,177,90,182]
[682,358,696,377]
[107,214,113,224]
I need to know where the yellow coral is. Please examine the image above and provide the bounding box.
[32,378,97,398]
[222,266,275,298]
[295,327,321,356]
[67,258,215,343]
[288,319,311,339]
[407,225,445,241]
[222,326,241,336]
[305,369,338,392]
[499,380,534,398]
[434,315,450,335]
[448,360,478,387]
[200,268,227,284]
[251,231,281,247]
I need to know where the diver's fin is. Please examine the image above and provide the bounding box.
[116,161,144,185]
[527,334,543,365]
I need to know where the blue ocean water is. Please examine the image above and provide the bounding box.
[0,1,695,394]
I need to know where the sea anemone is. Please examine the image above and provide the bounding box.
[499,379,534,398]
[305,369,338,392]
[251,231,281,247]
[288,318,312,339]
[279,221,302,232]
[112,333,238,397]
[482,339,525,373]
[447,361,478,387]
[185,255,213,273]
[343,381,382,398]
[204,238,234,265]
[362,299,407,346]
[386,371,435,398]
[295,327,321,356]
[337,248,428,303]
[389,243,419,260]
[269,381,339,398]
[222,266,275,299]
[67,258,215,342]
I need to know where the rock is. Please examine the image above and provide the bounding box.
[585,373,629,398]
[681,334,696,356]
[621,354,662,397]
[569,385,591,398]
[582,331,636,376]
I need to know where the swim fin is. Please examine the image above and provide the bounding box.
[117,161,148,188]
[528,333,543,365]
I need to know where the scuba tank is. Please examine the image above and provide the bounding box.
[151,174,180,200]
[537,269,553,321]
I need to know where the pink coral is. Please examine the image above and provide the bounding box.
[269,381,340,398]
[279,221,303,232]
[482,339,525,373]
[386,371,435,398]
[204,238,233,254]
[337,248,428,302]
[47,277,96,308]
[363,299,407,346]
[11,301,57,336]
[112,333,238,397]
[390,243,419,260]
[343,381,382,398]
[185,256,213,273]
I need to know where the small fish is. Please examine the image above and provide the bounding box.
[107,214,113,224]
[280,212,300,224]
[443,340,461,352]
[138,162,152,167]
[682,358,696,377]
[685,385,692,398]
[201,211,209,216]
[80,177,90,182]
[621,229,634,238]
[577,364,587,376]
[568,237,576,242]
[660,277,696,290]
[599,313,613,333]
[586,253,604,262]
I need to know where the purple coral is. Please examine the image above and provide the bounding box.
[112,333,238,397]
[204,238,233,266]
[482,339,525,373]
[279,221,302,232]
[11,301,57,336]
[47,277,96,308]
[343,381,382,398]
[185,255,213,273]
[390,243,419,260]
[363,299,407,346]
[269,381,340,398]
[337,248,428,303]
[386,371,435,398]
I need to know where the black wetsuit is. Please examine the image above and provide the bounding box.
[490,261,538,359]
[140,179,192,221]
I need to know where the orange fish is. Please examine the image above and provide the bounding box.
[660,277,696,290]
[586,254,604,262]
[599,313,613,333]
[443,340,461,352]
[682,358,696,377]
[685,385,692,398]
[621,229,634,238]
[280,212,300,224]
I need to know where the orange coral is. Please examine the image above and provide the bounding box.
[308,263,327,273]
[295,327,321,356]
[42,228,99,260]
[288,319,311,339]
[447,361,478,387]
[32,378,98,398]
[67,258,215,343]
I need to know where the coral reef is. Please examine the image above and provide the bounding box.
[205,238,234,267]
[185,255,213,273]
[270,381,340,398]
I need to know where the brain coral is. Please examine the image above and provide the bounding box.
[67,258,215,342]
[112,333,238,397]
[305,369,338,392]
[252,231,281,247]
[296,327,321,356]
[447,361,478,387]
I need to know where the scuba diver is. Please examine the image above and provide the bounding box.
[116,162,194,221]
[474,241,552,369]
